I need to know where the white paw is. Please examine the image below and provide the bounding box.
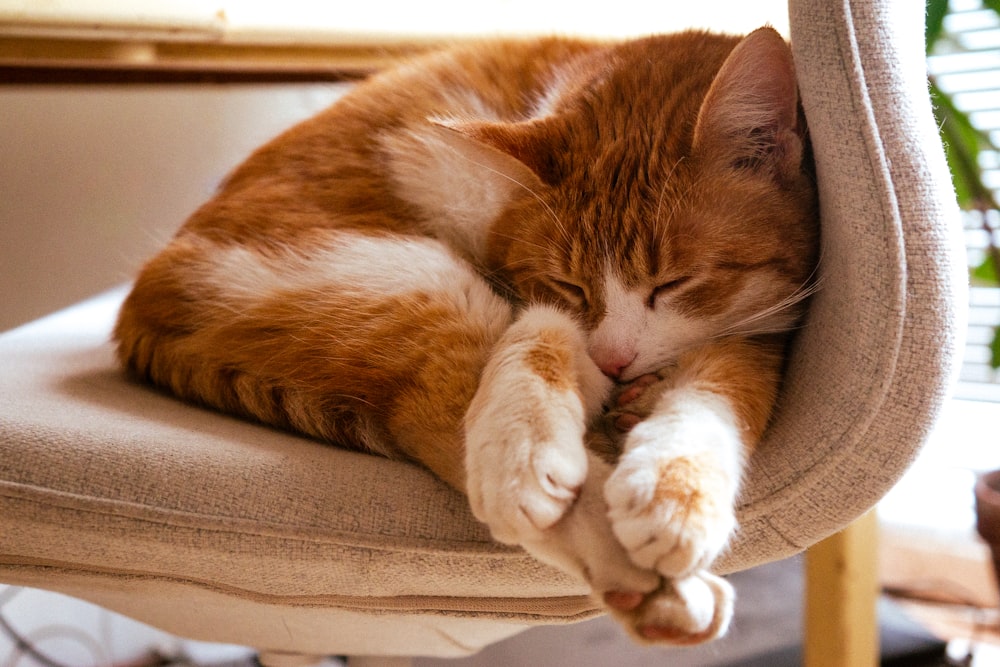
[464,305,610,546]
[608,571,733,645]
[519,450,660,598]
[604,412,740,578]
[465,377,589,545]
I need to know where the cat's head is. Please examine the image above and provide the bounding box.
[390,27,819,381]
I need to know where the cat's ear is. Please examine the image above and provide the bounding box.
[429,118,557,186]
[692,26,804,183]
[380,118,549,260]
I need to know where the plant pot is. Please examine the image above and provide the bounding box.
[974,469,1000,595]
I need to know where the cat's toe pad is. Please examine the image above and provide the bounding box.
[614,374,661,407]
[606,374,665,434]
[604,590,646,612]
[630,572,733,645]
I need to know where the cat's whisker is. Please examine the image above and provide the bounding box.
[665,170,705,230]
[654,157,686,226]
[446,152,567,234]
[713,272,823,339]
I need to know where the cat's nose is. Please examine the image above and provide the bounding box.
[596,353,636,380]
[598,361,624,379]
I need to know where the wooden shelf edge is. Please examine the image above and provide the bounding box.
[0,35,442,82]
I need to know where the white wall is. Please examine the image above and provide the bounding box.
[0,82,350,663]
[0,83,348,331]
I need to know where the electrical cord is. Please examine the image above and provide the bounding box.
[0,604,74,667]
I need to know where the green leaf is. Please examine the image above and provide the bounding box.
[942,131,975,207]
[972,253,999,285]
[930,79,1000,210]
[926,0,949,52]
[990,327,1000,370]
[984,0,1000,18]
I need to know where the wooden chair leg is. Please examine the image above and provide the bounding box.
[804,509,880,667]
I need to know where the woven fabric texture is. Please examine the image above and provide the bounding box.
[718,0,967,571]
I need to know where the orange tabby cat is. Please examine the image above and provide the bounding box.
[115,27,819,644]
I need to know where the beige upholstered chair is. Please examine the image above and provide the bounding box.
[0,0,967,665]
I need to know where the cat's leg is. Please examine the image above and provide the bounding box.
[116,231,514,492]
[527,448,731,644]
[505,439,731,644]
[463,305,613,544]
[603,338,783,579]
[463,313,737,644]
[463,306,725,622]
[605,387,743,577]
[595,338,786,640]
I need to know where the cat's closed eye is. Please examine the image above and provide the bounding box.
[549,278,590,309]
[647,277,691,309]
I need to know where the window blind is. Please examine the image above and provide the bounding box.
[930,0,1000,401]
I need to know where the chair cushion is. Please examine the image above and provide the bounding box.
[0,288,597,656]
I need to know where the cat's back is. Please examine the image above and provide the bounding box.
[213,38,600,191]
[170,37,606,242]
[200,32,743,227]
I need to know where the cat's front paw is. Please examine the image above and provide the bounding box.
[464,306,612,546]
[464,378,589,545]
[606,571,733,645]
[604,414,740,578]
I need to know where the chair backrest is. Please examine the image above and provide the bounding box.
[720,0,968,573]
